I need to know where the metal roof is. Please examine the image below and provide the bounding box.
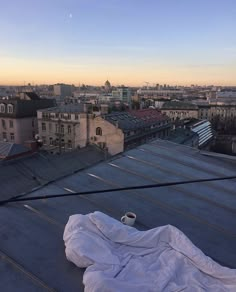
[0,146,105,200]
[0,139,235,291]
[0,142,29,158]
[38,104,85,113]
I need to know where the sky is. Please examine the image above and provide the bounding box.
[1,0,236,86]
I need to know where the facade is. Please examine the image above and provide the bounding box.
[37,104,124,156]
[112,87,131,104]
[137,88,184,99]
[198,104,236,121]
[0,93,55,144]
[161,101,199,121]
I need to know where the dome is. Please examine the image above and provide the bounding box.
[105,80,111,87]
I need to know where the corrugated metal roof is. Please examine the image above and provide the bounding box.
[0,139,235,291]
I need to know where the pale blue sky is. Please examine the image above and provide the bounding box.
[1,0,236,85]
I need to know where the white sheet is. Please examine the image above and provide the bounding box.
[63,211,236,292]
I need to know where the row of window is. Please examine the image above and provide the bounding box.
[2,132,14,141]
[41,124,103,136]
[42,123,72,134]
[1,119,14,128]
[169,111,191,116]
[42,112,79,120]
[0,104,14,114]
[41,136,72,148]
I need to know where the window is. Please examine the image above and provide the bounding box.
[42,136,46,145]
[9,120,13,128]
[2,119,6,128]
[68,125,71,134]
[10,133,14,141]
[42,122,46,131]
[60,124,64,134]
[68,114,71,120]
[75,114,78,120]
[7,104,14,113]
[96,127,102,136]
[2,132,7,140]
[49,137,53,146]
[0,104,5,113]
[68,140,72,148]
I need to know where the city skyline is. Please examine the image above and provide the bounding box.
[1,0,236,86]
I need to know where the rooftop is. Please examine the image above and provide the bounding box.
[162,101,199,110]
[0,142,30,159]
[0,145,105,201]
[0,139,235,291]
[105,110,169,131]
[128,109,169,123]
[166,128,198,144]
[39,104,85,114]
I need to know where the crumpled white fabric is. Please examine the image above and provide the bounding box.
[63,211,236,292]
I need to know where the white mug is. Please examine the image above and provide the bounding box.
[121,212,136,226]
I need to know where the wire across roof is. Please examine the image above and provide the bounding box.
[0,139,235,291]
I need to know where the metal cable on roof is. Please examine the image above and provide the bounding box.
[0,175,236,206]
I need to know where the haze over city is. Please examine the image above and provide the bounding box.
[1,0,236,86]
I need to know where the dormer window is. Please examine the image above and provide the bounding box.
[0,103,5,113]
[7,104,14,113]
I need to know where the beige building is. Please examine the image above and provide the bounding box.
[0,93,55,144]
[161,101,199,121]
[37,104,124,156]
[198,104,236,121]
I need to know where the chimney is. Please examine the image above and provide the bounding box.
[24,141,38,152]
[101,104,108,114]
[83,103,92,113]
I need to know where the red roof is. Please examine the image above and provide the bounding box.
[128,109,168,123]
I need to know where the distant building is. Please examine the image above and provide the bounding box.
[104,80,111,93]
[161,101,199,121]
[137,88,184,99]
[112,87,131,105]
[0,92,55,144]
[197,104,236,122]
[37,104,124,156]
[54,84,72,97]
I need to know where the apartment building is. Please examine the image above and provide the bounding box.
[0,92,55,144]
[37,104,124,156]
[104,109,172,149]
[161,101,199,121]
